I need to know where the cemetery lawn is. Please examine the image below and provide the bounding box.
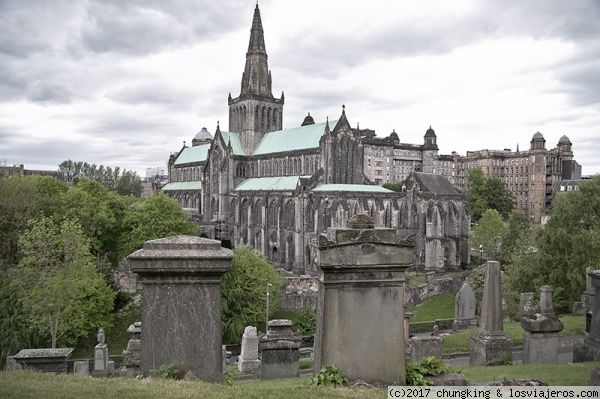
[442,315,585,354]
[461,361,600,386]
[0,372,385,399]
[408,293,456,323]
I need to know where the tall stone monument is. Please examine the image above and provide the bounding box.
[469,261,513,366]
[574,270,600,362]
[128,235,233,382]
[312,214,413,385]
[238,326,261,372]
[453,281,477,331]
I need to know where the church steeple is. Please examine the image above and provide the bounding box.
[240,4,273,98]
[228,4,284,155]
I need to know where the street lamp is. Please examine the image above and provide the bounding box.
[479,244,483,264]
[266,283,273,334]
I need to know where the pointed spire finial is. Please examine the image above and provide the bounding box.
[342,104,346,115]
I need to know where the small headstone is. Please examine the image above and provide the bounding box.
[425,272,435,285]
[73,360,90,376]
[582,267,595,312]
[432,325,439,336]
[453,281,476,330]
[238,326,260,372]
[520,312,564,364]
[516,292,536,321]
[539,286,555,316]
[410,336,442,362]
[5,356,23,372]
[573,301,586,316]
[122,321,141,377]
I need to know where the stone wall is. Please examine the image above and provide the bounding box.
[280,274,464,309]
[279,277,319,309]
[405,274,465,306]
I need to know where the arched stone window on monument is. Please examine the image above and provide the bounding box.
[285,200,295,230]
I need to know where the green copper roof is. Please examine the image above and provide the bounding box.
[234,175,311,191]
[253,120,338,155]
[220,131,246,155]
[312,184,394,193]
[174,144,210,165]
[161,182,202,191]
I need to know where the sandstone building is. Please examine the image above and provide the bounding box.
[162,5,470,275]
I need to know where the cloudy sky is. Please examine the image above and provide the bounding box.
[1,0,599,178]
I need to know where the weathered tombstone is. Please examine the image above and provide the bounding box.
[539,285,555,316]
[453,281,477,331]
[404,309,414,354]
[520,312,564,364]
[425,271,435,285]
[574,270,600,362]
[260,319,302,380]
[73,360,90,376]
[516,292,536,321]
[582,267,595,312]
[4,356,23,371]
[469,261,513,366]
[128,235,233,382]
[238,326,261,372]
[312,215,413,385]
[92,328,109,378]
[410,336,442,362]
[121,321,141,377]
[12,348,74,374]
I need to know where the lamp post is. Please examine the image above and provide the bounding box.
[479,244,483,264]
[266,282,273,334]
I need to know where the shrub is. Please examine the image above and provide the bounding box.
[406,356,456,386]
[310,364,348,387]
[152,363,185,380]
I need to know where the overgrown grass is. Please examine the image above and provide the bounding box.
[0,372,384,399]
[442,315,585,354]
[461,362,600,386]
[408,293,456,323]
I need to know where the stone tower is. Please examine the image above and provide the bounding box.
[228,4,284,155]
[422,126,439,173]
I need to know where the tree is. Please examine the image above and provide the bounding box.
[471,209,508,263]
[500,210,533,265]
[466,168,515,221]
[119,193,197,258]
[59,159,143,197]
[221,245,283,344]
[0,175,67,270]
[116,170,142,197]
[533,176,600,312]
[382,182,402,192]
[15,217,115,348]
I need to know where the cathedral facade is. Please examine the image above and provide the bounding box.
[163,4,470,275]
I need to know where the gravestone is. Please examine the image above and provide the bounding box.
[539,285,555,316]
[410,336,442,362]
[260,319,302,380]
[128,235,233,382]
[312,217,413,385]
[5,356,23,371]
[92,328,109,378]
[121,321,142,377]
[469,261,513,366]
[12,348,74,374]
[238,326,261,372]
[404,309,414,354]
[516,292,536,321]
[453,281,477,331]
[521,311,564,364]
[582,267,595,312]
[574,270,600,362]
[73,360,90,376]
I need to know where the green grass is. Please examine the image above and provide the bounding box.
[0,371,385,399]
[408,293,456,323]
[442,315,586,354]
[461,362,600,385]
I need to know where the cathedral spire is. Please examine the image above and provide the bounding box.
[240,3,273,97]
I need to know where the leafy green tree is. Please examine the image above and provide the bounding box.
[115,170,142,197]
[382,182,402,192]
[500,210,533,264]
[119,193,197,258]
[15,217,115,348]
[0,176,68,270]
[466,168,515,221]
[471,209,508,263]
[221,245,283,344]
[59,160,143,196]
[58,178,130,263]
[0,281,45,368]
[534,176,600,312]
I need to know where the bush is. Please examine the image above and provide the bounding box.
[310,364,348,387]
[406,356,456,386]
[152,363,185,380]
